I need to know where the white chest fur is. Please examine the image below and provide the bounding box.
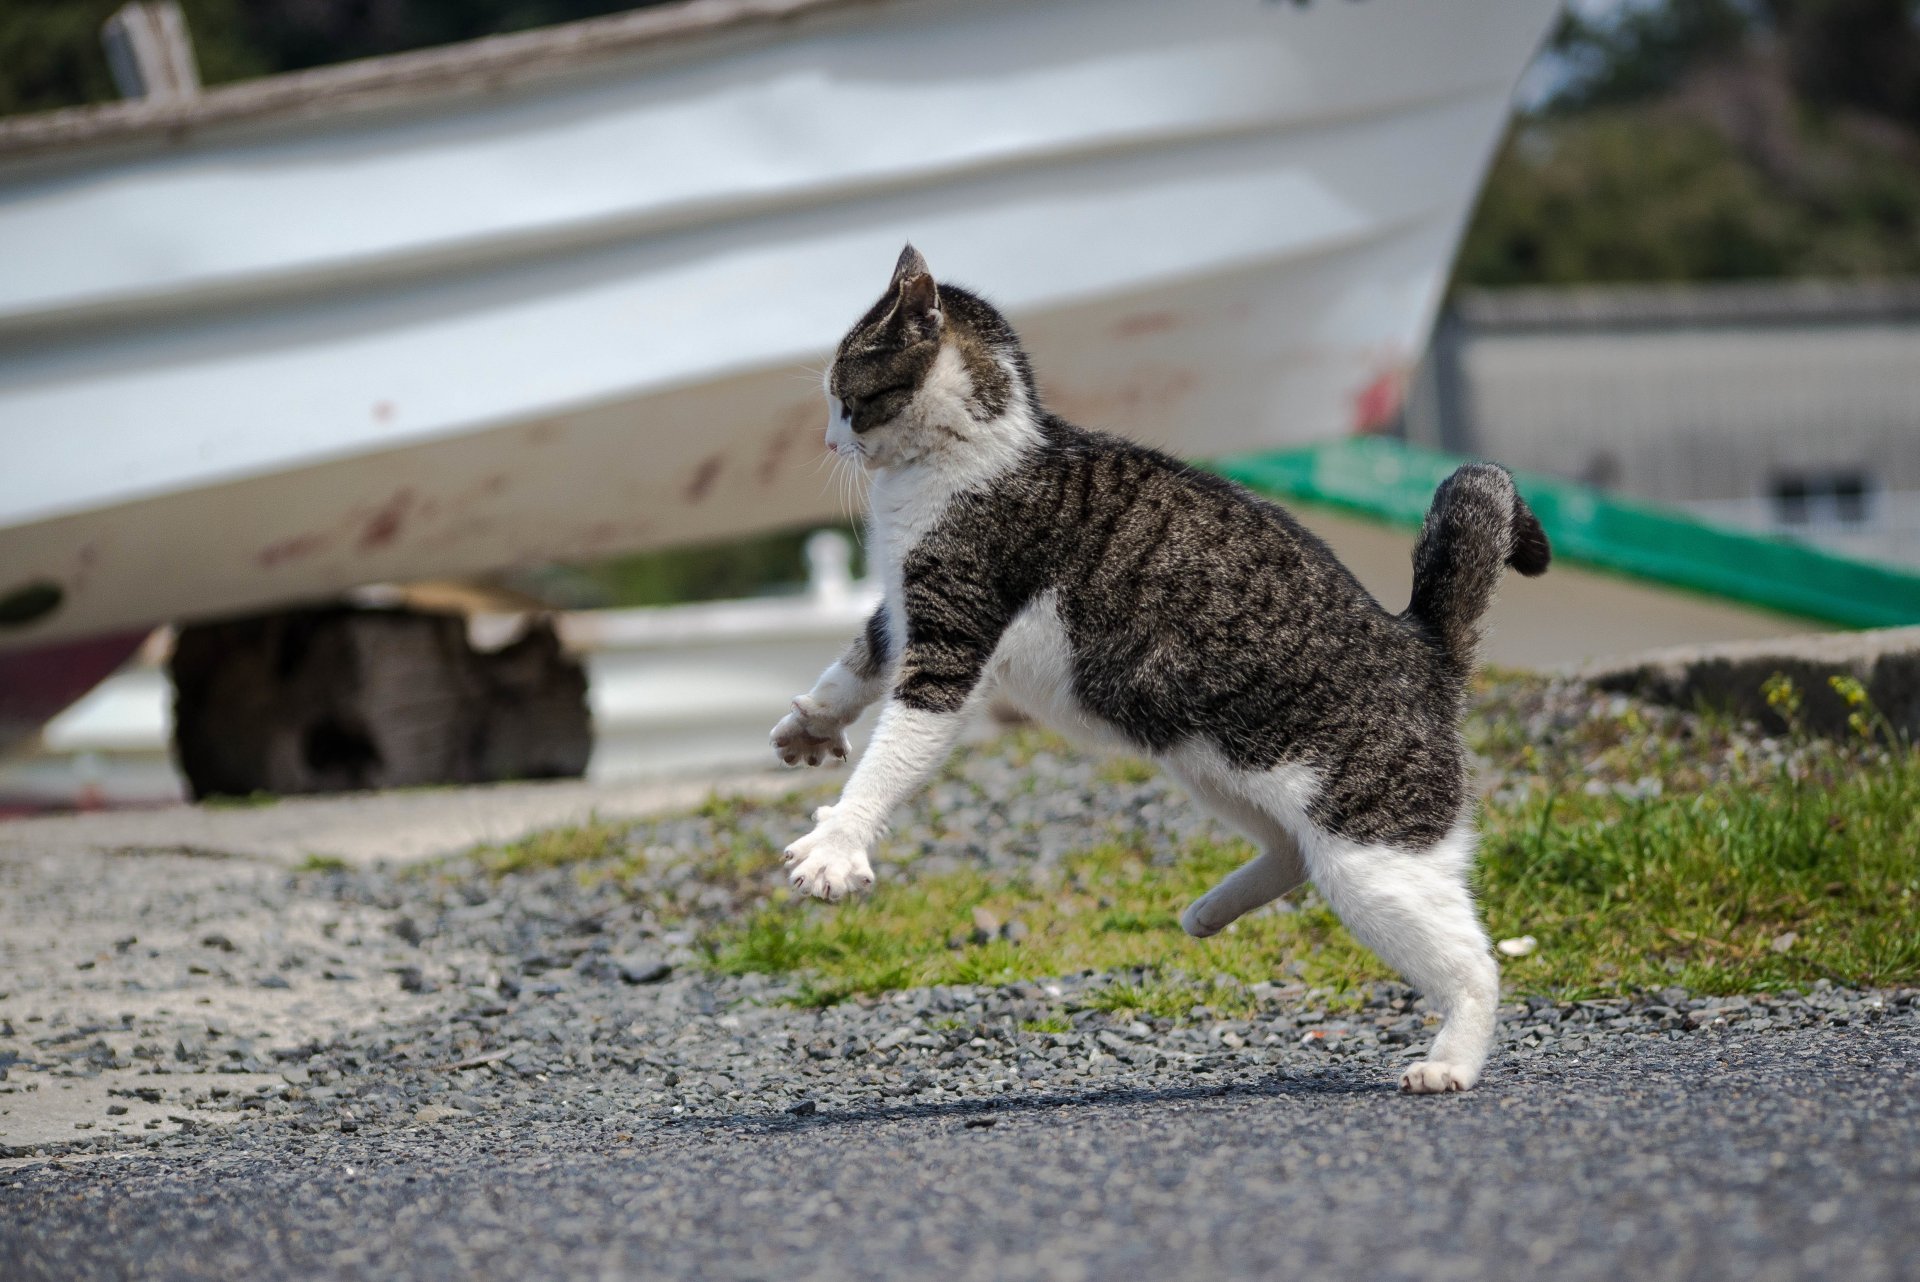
[864,463,957,652]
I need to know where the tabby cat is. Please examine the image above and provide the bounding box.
[770,246,1549,1093]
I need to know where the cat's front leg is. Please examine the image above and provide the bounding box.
[785,562,1018,899]
[784,702,973,900]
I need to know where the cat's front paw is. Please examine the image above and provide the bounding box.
[782,823,874,902]
[1399,1061,1478,1094]
[770,697,850,767]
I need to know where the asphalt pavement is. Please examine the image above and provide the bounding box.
[4,1017,1916,1282]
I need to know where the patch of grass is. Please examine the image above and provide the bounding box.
[1477,748,1920,996]
[705,836,1389,1014]
[703,740,1920,1012]
[200,791,279,810]
[474,818,631,877]
[994,725,1073,769]
[1019,1015,1073,1034]
[294,853,349,874]
[694,791,759,830]
[1095,756,1158,787]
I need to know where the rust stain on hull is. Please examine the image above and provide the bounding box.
[757,401,822,485]
[683,452,726,503]
[257,532,330,569]
[1047,368,1198,427]
[1112,310,1180,339]
[358,488,416,552]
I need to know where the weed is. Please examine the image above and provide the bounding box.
[474,818,630,877]
[1096,757,1158,787]
[1019,1015,1073,1034]
[201,791,279,810]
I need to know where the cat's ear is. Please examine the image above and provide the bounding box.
[890,242,930,287]
[896,269,941,335]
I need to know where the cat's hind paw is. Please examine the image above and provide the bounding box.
[1179,893,1233,939]
[770,697,850,767]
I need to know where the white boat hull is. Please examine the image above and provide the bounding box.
[0,0,1557,652]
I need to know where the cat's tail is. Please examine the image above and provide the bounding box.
[1406,463,1550,670]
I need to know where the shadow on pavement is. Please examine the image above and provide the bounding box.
[668,1066,1393,1137]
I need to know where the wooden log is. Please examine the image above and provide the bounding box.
[169,605,590,800]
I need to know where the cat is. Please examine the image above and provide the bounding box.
[769,244,1550,1093]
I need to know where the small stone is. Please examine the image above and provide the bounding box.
[201,934,238,953]
[106,1104,128,1116]
[393,966,435,994]
[970,906,1001,945]
[1000,920,1030,944]
[786,1100,818,1117]
[413,1105,465,1125]
[617,958,672,986]
[1771,932,1798,954]
[963,1116,996,1129]
[257,975,291,990]
[1496,935,1538,958]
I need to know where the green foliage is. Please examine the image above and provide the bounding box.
[553,525,865,609]
[1768,0,1920,126]
[1459,107,1920,286]
[473,817,632,877]
[1461,0,1920,287]
[0,1,265,116]
[0,0,673,117]
[1548,0,1755,112]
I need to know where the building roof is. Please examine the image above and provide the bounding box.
[1454,279,1920,332]
[1215,437,1920,630]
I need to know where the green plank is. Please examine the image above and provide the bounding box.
[1211,437,1920,630]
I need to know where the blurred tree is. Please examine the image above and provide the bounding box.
[526,525,867,609]
[1550,0,1757,111]
[234,0,654,77]
[1766,0,1920,124]
[1460,0,1920,285]
[0,1,266,115]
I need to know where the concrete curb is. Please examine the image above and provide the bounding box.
[1579,626,1920,740]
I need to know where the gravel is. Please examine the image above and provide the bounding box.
[2,681,1916,1278]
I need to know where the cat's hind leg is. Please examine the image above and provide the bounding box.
[1303,825,1499,1093]
[1164,762,1308,939]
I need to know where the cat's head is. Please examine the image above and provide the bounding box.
[824,244,1037,471]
